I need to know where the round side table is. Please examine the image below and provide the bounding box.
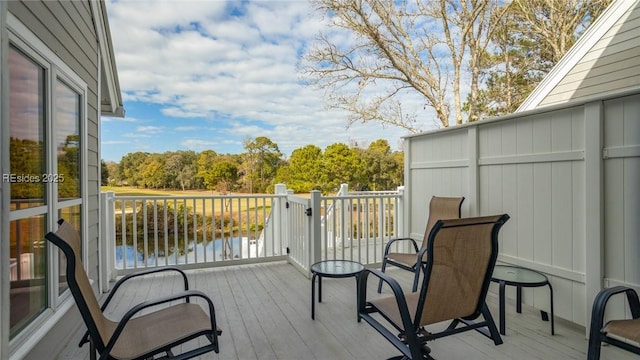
[310,260,365,320]
[491,265,554,335]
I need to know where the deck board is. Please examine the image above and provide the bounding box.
[58,262,635,359]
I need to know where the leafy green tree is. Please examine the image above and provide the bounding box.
[140,154,165,189]
[210,161,239,193]
[276,145,323,192]
[105,161,121,185]
[196,150,217,189]
[242,136,283,193]
[165,150,198,190]
[320,143,366,192]
[119,152,150,187]
[101,159,110,186]
[361,139,400,190]
[391,151,404,187]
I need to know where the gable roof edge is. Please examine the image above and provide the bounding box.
[90,0,124,117]
[516,0,635,112]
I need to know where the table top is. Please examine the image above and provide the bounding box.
[491,265,549,286]
[310,260,364,277]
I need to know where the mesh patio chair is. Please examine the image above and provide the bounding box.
[378,196,464,293]
[587,285,640,360]
[359,214,509,360]
[45,219,221,360]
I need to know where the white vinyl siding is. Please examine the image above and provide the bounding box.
[539,1,640,106]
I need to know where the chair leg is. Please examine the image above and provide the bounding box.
[378,257,388,293]
[481,304,503,345]
[89,337,96,360]
[412,270,420,292]
[587,308,605,360]
[586,336,602,360]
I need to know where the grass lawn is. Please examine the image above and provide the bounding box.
[101,186,223,197]
[103,186,276,221]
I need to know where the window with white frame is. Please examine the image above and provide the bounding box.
[7,34,86,340]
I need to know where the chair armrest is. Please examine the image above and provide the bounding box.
[102,267,189,311]
[102,290,219,358]
[383,237,419,257]
[589,286,640,340]
[358,269,414,331]
[358,269,423,359]
[79,266,190,347]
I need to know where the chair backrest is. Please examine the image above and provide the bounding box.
[416,214,509,327]
[45,220,109,351]
[420,196,465,249]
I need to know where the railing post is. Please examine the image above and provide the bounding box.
[397,186,405,238]
[341,186,349,249]
[309,190,322,265]
[584,101,604,337]
[99,191,115,292]
[467,125,479,216]
[274,184,287,256]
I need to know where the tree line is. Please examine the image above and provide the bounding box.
[103,137,403,194]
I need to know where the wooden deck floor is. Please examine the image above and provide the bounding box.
[57,261,634,359]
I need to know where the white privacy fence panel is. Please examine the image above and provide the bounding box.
[404,89,640,328]
[603,94,640,294]
[404,128,470,240]
[477,107,587,324]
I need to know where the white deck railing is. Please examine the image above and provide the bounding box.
[100,184,404,290]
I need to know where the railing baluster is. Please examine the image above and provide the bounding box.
[173,198,178,265]
[121,200,127,270]
[153,199,158,267]
[202,198,207,264]
[365,197,370,264]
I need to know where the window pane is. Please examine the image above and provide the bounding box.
[10,215,47,339]
[8,46,46,209]
[57,205,82,295]
[56,80,81,199]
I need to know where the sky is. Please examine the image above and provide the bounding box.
[101,0,437,162]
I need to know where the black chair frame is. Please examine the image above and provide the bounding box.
[378,197,464,293]
[360,215,508,360]
[46,219,220,360]
[587,285,640,360]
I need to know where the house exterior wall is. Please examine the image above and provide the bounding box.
[5,1,101,358]
[538,1,640,107]
[1,2,9,359]
[8,0,100,288]
[404,88,640,328]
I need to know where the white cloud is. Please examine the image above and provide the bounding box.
[102,140,129,145]
[175,126,201,131]
[104,0,416,160]
[135,126,165,134]
[181,138,222,152]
